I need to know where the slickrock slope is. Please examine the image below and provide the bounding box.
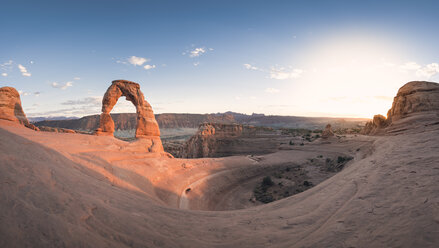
[0,86,38,130]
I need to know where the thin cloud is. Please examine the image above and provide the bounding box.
[1,73,7,77]
[18,64,31,77]
[243,63,260,71]
[270,67,303,80]
[61,96,101,106]
[183,47,212,58]
[128,56,149,66]
[52,81,73,90]
[400,62,421,70]
[416,63,439,79]
[18,90,30,96]
[265,88,280,94]
[73,77,81,80]
[143,64,156,70]
[189,47,206,57]
[400,61,439,79]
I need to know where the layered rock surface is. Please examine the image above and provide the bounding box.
[181,123,280,158]
[387,81,439,122]
[0,87,38,130]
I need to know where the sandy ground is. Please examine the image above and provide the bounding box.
[1,118,439,247]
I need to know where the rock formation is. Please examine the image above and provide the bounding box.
[321,124,334,138]
[361,114,389,135]
[95,80,163,152]
[387,81,439,122]
[0,87,38,130]
[182,123,244,158]
[362,81,439,135]
[181,123,280,158]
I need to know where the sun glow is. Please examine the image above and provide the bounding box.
[288,34,428,118]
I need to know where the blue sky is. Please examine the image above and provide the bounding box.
[1,0,439,118]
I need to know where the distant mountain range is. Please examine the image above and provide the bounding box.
[28,116,79,123]
[33,112,369,132]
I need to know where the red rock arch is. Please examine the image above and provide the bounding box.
[95,80,161,139]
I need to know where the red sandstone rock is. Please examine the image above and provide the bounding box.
[387,81,439,122]
[95,80,163,152]
[0,87,38,131]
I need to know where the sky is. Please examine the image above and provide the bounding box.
[1,0,439,118]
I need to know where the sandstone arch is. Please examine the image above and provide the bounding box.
[95,80,163,151]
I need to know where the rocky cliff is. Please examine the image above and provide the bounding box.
[181,123,279,158]
[362,81,439,135]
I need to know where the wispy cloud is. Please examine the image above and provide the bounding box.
[243,63,260,71]
[52,81,73,90]
[416,63,439,78]
[1,73,7,77]
[61,96,101,106]
[400,62,421,70]
[243,63,302,79]
[183,47,213,58]
[128,56,149,66]
[265,88,280,94]
[189,47,206,57]
[400,61,439,79]
[18,64,31,77]
[0,60,13,70]
[143,64,156,70]
[270,67,303,80]
[18,90,30,96]
[73,77,81,80]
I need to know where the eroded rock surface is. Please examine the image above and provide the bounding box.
[0,87,38,130]
[181,123,279,158]
[361,114,389,135]
[387,81,439,122]
[362,81,439,135]
[95,80,163,152]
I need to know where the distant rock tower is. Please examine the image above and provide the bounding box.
[321,124,334,139]
[95,80,163,152]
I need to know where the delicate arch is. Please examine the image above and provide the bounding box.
[95,80,161,138]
